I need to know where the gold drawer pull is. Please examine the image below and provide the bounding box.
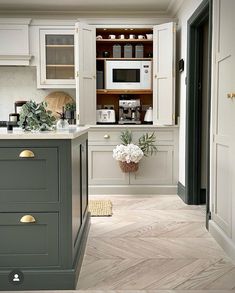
[19,150,35,158]
[104,134,110,139]
[20,215,36,223]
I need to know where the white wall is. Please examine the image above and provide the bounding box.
[0,66,75,121]
[176,0,203,185]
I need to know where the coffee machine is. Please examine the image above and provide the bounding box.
[118,96,141,124]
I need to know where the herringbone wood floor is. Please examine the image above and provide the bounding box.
[77,195,235,292]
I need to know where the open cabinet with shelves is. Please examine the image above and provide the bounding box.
[96,27,154,125]
[75,22,175,126]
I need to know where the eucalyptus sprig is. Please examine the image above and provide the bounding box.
[120,130,157,157]
[138,132,157,157]
[18,100,56,131]
[120,129,132,145]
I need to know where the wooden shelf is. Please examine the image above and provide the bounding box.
[97,58,153,61]
[46,64,74,67]
[46,45,74,48]
[96,39,152,43]
[97,89,153,95]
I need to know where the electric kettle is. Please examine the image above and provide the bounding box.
[144,107,153,122]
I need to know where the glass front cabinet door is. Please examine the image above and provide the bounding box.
[38,29,75,88]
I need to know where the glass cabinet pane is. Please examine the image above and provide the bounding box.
[45,34,75,80]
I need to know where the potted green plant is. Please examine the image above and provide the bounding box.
[64,102,76,123]
[18,100,56,131]
[113,130,157,172]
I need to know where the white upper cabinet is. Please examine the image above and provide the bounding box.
[38,28,75,88]
[0,18,32,66]
[153,22,176,125]
[75,22,96,125]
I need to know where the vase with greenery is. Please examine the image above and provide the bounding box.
[64,102,76,122]
[113,130,157,172]
[18,100,56,131]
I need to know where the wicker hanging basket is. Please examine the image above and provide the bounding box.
[119,161,139,173]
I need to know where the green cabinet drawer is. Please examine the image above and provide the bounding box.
[0,212,59,267]
[0,148,58,203]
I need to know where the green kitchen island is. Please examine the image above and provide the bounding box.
[0,126,89,290]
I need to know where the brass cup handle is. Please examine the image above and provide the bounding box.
[20,215,36,223]
[104,134,110,139]
[19,150,35,158]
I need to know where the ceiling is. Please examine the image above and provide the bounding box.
[0,0,182,14]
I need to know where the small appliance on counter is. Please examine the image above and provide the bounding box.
[144,106,153,124]
[96,109,116,124]
[119,96,141,124]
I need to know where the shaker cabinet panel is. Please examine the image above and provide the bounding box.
[0,147,59,203]
[89,145,129,185]
[130,145,174,185]
[75,22,96,125]
[0,212,59,267]
[153,22,176,125]
[81,140,88,218]
[0,19,31,65]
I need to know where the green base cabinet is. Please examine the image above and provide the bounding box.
[0,133,89,290]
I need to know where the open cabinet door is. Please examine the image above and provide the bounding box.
[75,22,96,125]
[153,22,176,125]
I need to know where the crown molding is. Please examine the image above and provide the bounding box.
[0,17,32,24]
[167,0,185,16]
[0,9,171,17]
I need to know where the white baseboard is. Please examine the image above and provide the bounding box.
[89,185,177,195]
[209,220,235,263]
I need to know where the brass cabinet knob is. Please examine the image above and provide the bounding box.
[104,134,110,139]
[20,215,36,223]
[19,150,35,158]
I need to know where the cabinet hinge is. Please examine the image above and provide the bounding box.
[77,114,80,120]
[76,71,79,77]
[172,114,175,121]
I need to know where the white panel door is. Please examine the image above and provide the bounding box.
[211,0,235,237]
[75,22,96,125]
[153,22,176,125]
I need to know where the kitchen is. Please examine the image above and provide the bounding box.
[0,18,179,196]
[1,0,235,291]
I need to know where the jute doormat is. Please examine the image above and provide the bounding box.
[88,200,113,217]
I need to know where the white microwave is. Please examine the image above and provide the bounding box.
[105,60,152,90]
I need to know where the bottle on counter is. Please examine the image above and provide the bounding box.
[56,108,69,130]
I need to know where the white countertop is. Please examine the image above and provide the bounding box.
[0,126,89,139]
[89,124,179,129]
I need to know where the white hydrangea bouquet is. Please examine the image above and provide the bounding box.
[113,130,157,173]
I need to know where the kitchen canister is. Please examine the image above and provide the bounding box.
[135,44,144,58]
[14,101,27,114]
[124,44,133,58]
[113,44,121,58]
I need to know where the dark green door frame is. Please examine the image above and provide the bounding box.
[185,0,212,219]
